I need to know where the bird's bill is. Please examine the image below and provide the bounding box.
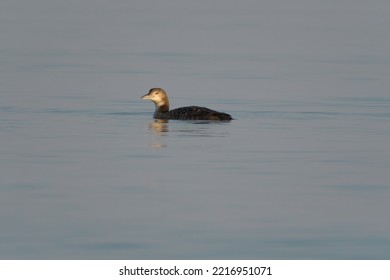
[140,93,151,100]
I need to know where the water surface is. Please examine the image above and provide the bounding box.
[1,0,390,259]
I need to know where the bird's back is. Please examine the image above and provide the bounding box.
[168,106,232,120]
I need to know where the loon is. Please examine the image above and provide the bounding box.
[141,88,232,121]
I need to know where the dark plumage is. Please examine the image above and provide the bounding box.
[141,88,232,121]
[168,106,232,120]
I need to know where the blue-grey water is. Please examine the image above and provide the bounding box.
[1,0,390,259]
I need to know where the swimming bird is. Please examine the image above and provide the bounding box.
[141,88,232,120]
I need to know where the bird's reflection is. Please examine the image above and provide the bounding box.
[148,119,169,134]
[147,119,230,148]
[147,119,168,148]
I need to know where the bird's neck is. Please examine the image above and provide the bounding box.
[155,101,169,113]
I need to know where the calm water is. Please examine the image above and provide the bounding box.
[1,0,390,259]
